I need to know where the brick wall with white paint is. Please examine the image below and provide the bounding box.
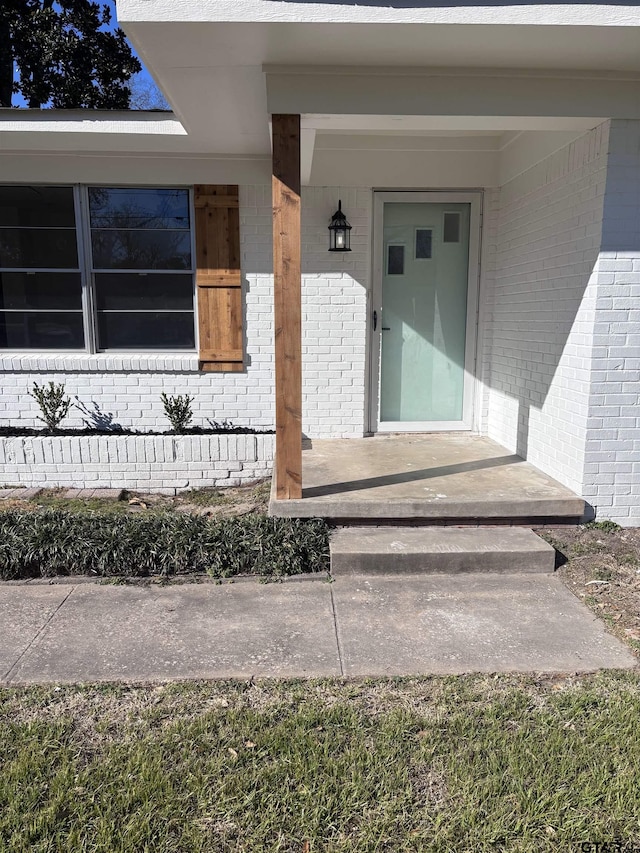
[582,120,640,525]
[301,188,371,437]
[486,124,609,495]
[0,433,274,492]
[0,185,370,445]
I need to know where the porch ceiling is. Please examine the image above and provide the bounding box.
[118,17,640,157]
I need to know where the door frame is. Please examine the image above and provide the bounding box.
[369,190,482,433]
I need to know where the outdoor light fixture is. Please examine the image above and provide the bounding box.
[328,200,352,252]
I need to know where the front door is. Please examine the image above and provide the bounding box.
[372,192,480,431]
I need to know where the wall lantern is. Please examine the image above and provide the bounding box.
[328,200,352,252]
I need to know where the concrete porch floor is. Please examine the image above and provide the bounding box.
[270,434,586,522]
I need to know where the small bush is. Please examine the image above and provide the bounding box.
[584,519,622,533]
[28,381,72,432]
[0,509,330,580]
[161,393,194,432]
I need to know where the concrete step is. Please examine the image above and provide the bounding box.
[330,526,556,575]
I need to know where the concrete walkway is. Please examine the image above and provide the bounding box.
[0,573,635,684]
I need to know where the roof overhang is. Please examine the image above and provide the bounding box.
[2,4,639,184]
[115,13,640,157]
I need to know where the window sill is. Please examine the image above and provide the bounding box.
[0,353,200,373]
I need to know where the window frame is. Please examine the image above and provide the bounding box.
[0,183,198,354]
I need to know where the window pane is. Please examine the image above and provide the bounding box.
[97,311,195,349]
[0,228,78,268]
[387,245,405,275]
[416,229,433,259]
[443,212,461,243]
[0,186,75,227]
[0,312,84,349]
[89,188,190,229]
[91,230,191,270]
[0,272,82,310]
[95,273,193,311]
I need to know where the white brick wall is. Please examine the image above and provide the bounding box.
[0,185,370,440]
[302,187,371,437]
[0,433,274,492]
[582,120,640,525]
[486,124,609,496]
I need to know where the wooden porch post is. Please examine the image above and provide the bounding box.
[272,114,302,499]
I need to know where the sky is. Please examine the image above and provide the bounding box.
[102,0,170,108]
[13,0,169,110]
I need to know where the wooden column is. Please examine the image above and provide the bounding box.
[272,114,302,500]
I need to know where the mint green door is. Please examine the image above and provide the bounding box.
[379,201,471,426]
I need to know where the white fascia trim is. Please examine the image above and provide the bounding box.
[0,110,187,136]
[117,0,640,27]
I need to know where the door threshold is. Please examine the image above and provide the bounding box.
[376,426,474,434]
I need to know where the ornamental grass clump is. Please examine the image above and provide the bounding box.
[28,381,72,432]
[0,510,330,580]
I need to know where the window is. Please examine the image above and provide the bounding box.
[0,186,83,348]
[443,212,461,243]
[415,229,433,259]
[88,188,194,350]
[387,244,405,276]
[0,185,195,351]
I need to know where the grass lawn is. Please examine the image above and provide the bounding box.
[2,673,640,852]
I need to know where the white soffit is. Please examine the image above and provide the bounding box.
[119,18,638,155]
[123,22,640,73]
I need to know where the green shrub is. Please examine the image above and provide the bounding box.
[0,510,330,580]
[28,381,72,432]
[161,393,194,432]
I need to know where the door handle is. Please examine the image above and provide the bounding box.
[374,310,390,331]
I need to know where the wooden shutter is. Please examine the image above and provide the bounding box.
[195,184,243,372]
